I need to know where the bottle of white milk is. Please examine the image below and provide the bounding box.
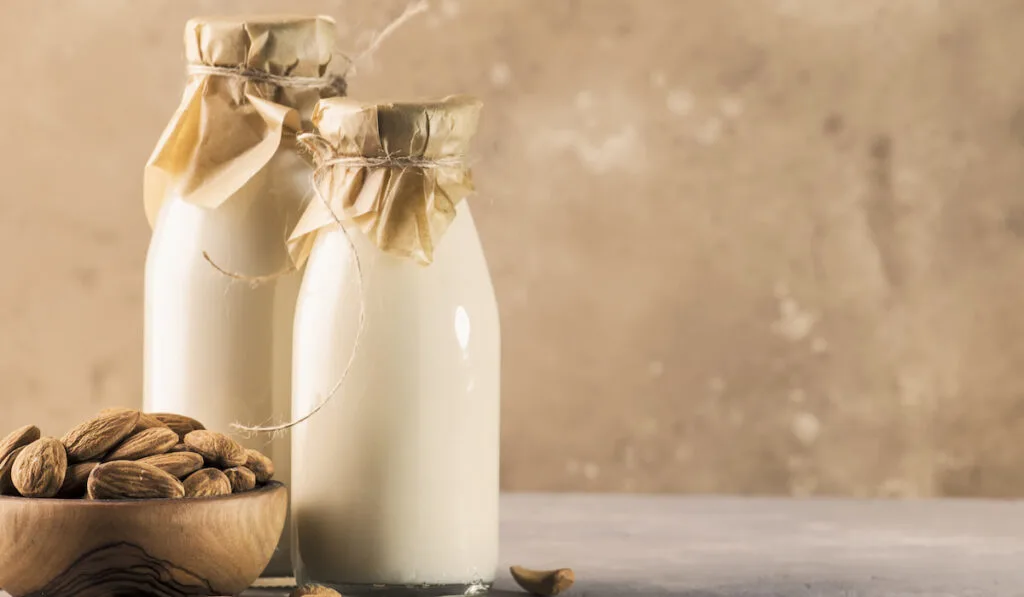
[289,96,500,595]
[142,15,343,577]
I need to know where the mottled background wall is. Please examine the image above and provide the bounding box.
[1,0,1023,497]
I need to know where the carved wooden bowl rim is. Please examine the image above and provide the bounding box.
[0,481,288,596]
[0,480,285,505]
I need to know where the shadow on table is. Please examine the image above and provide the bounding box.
[491,586,717,597]
[493,580,891,596]
[248,580,895,597]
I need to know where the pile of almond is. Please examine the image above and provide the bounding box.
[0,408,275,500]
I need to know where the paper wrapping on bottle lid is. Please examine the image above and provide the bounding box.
[143,15,343,226]
[289,95,482,266]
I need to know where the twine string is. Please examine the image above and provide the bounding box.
[232,157,367,434]
[338,0,430,77]
[201,252,296,290]
[231,132,470,434]
[204,1,451,434]
[185,64,348,94]
[320,154,469,169]
[200,0,430,288]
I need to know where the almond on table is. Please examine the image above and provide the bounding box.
[510,565,576,597]
[291,585,342,597]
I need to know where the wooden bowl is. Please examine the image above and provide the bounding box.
[0,481,287,597]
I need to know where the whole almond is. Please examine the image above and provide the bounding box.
[98,407,134,415]
[12,437,67,498]
[291,586,342,597]
[58,461,99,498]
[0,425,41,463]
[105,427,179,461]
[244,448,275,483]
[151,413,205,440]
[183,431,246,468]
[87,461,185,500]
[138,452,204,479]
[133,413,170,433]
[62,409,140,462]
[510,566,576,597]
[0,446,25,496]
[224,466,256,493]
[183,468,231,498]
[99,408,168,434]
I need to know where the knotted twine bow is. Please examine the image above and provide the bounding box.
[200,0,430,287]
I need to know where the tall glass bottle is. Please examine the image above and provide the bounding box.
[142,15,343,577]
[290,97,500,595]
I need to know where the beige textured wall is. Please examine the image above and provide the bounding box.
[1,0,1023,497]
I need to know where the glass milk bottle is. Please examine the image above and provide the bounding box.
[142,15,343,577]
[290,96,500,595]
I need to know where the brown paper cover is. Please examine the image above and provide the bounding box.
[289,95,482,266]
[143,15,341,226]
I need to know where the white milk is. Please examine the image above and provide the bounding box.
[143,16,340,578]
[291,203,500,591]
[143,146,306,576]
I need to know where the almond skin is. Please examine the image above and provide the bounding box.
[224,466,257,493]
[0,446,25,496]
[150,413,205,440]
[244,448,275,483]
[137,452,204,479]
[100,408,168,434]
[0,425,41,464]
[183,430,246,468]
[12,437,67,498]
[58,461,99,498]
[62,409,140,462]
[104,427,179,461]
[291,586,343,597]
[87,461,185,500]
[133,412,170,434]
[183,468,232,498]
[510,566,576,596]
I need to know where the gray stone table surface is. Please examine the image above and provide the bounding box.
[492,494,1024,596]
[245,494,1024,597]
[7,494,1024,596]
